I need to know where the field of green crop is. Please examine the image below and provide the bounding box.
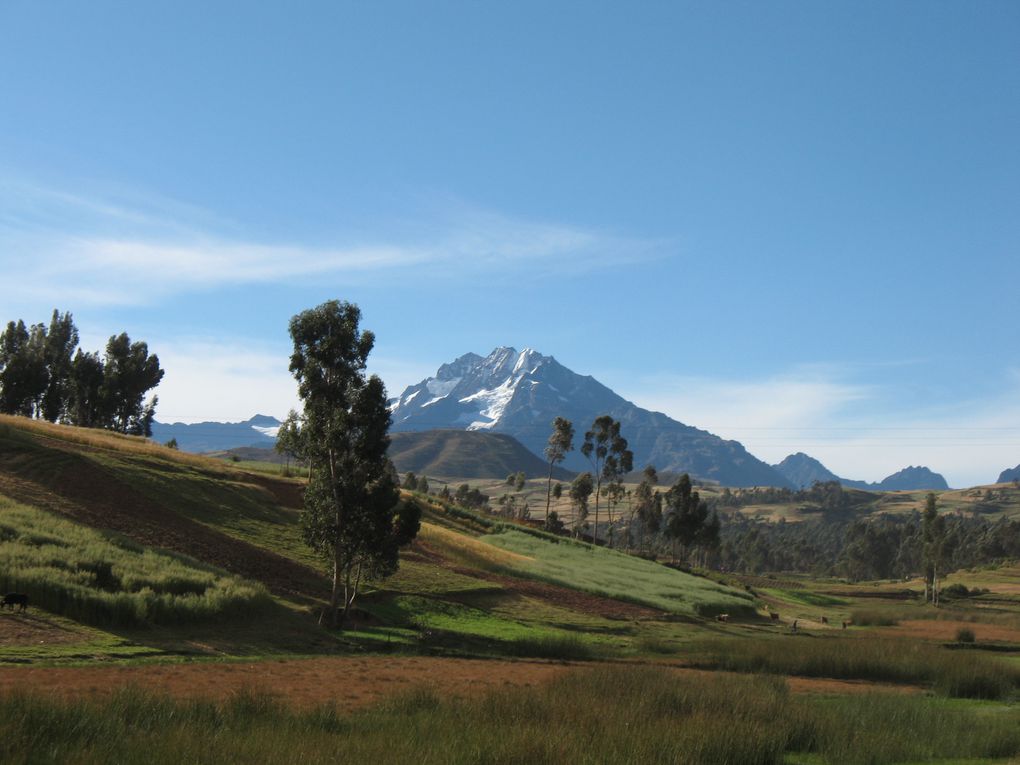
[0,494,271,627]
[483,528,756,616]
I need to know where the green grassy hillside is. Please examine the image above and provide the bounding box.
[0,415,753,661]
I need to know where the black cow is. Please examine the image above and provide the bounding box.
[2,593,28,612]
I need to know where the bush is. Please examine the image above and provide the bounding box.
[956,627,976,643]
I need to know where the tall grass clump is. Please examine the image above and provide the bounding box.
[849,608,899,626]
[506,634,597,660]
[3,667,1020,764]
[691,636,1020,699]
[0,495,271,627]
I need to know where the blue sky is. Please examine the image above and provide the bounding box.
[1,1,1017,487]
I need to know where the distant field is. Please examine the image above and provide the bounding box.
[483,528,756,616]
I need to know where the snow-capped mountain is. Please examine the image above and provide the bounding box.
[150,414,282,453]
[389,347,793,488]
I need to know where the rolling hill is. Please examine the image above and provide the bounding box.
[388,429,574,480]
[0,414,753,663]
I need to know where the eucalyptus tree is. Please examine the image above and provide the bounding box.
[580,415,633,544]
[288,300,420,628]
[569,471,594,539]
[544,416,574,518]
[41,310,79,422]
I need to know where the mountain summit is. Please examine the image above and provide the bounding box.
[389,347,792,488]
[773,452,950,491]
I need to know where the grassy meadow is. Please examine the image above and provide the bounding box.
[4,667,1020,765]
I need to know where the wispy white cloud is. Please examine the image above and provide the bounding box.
[1,180,659,307]
[616,365,1020,489]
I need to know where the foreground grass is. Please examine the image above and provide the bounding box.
[690,636,1020,699]
[0,495,271,627]
[2,666,1019,764]
[483,528,755,616]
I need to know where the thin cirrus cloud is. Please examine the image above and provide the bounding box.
[1,181,658,307]
[619,367,1020,488]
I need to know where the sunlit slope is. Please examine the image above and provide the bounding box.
[0,415,324,601]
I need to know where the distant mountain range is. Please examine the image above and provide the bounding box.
[147,348,970,491]
[1000,465,1020,484]
[150,414,280,453]
[388,347,793,488]
[772,452,950,491]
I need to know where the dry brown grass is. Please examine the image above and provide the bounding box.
[418,521,533,568]
[0,415,232,473]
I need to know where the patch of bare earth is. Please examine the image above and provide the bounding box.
[0,656,574,710]
[659,666,923,696]
[885,619,1020,643]
[0,614,86,647]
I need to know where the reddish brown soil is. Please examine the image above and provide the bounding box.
[0,657,923,711]
[0,656,574,710]
[0,439,326,603]
[884,619,1020,643]
[0,613,85,647]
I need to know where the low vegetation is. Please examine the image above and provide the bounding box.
[3,667,1020,765]
[0,495,271,627]
[690,636,1020,699]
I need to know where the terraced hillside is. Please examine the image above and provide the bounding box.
[0,415,753,662]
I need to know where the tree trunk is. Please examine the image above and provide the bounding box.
[593,482,601,545]
[327,554,341,627]
[545,462,554,519]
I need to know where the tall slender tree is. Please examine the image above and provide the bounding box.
[289,300,420,628]
[100,333,164,435]
[544,416,574,519]
[633,465,660,551]
[41,310,78,423]
[569,471,594,539]
[580,415,633,544]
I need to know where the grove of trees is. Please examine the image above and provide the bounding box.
[0,310,164,435]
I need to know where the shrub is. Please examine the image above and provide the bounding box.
[956,627,976,643]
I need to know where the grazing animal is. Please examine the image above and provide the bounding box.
[715,613,729,623]
[791,619,798,633]
[820,616,829,625]
[841,620,847,630]
[769,612,780,622]
[2,593,28,612]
